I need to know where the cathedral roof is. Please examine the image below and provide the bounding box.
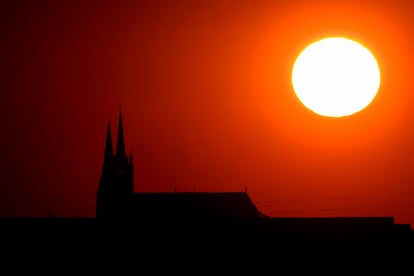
[130,192,263,219]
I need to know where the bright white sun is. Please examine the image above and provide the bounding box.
[292,37,380,117]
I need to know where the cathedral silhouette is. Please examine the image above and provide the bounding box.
[96,110,261,220]
[95,110,413,248]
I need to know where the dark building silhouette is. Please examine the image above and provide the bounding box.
[96,110,262,220]
[2,110,414,257]
[95,111,414,249]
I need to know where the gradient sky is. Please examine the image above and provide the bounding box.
[2,0,414,227]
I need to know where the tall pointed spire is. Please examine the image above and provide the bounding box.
[97,110,134,219]
[116,108,126,157]
[103,120,113,168]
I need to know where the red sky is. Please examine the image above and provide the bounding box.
[2,0,414,227]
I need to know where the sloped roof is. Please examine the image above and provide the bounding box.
[130,192,262,219]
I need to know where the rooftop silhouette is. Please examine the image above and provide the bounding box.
[91,110,414,249]
[0,110,412,252]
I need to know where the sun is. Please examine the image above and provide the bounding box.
[291,37,381,117]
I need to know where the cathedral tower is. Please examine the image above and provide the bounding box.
[96,110,133,218]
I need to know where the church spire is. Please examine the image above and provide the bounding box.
[116,108,126,157]
[97,110,134,218]
[102,120,113,170]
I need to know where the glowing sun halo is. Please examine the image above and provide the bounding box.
[292,37,381,117]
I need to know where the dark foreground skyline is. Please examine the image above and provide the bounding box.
[1,215,413,249]
[3,109,413,252]
[26,109,409,250]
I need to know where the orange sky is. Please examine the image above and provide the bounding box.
[2,0,414,227]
